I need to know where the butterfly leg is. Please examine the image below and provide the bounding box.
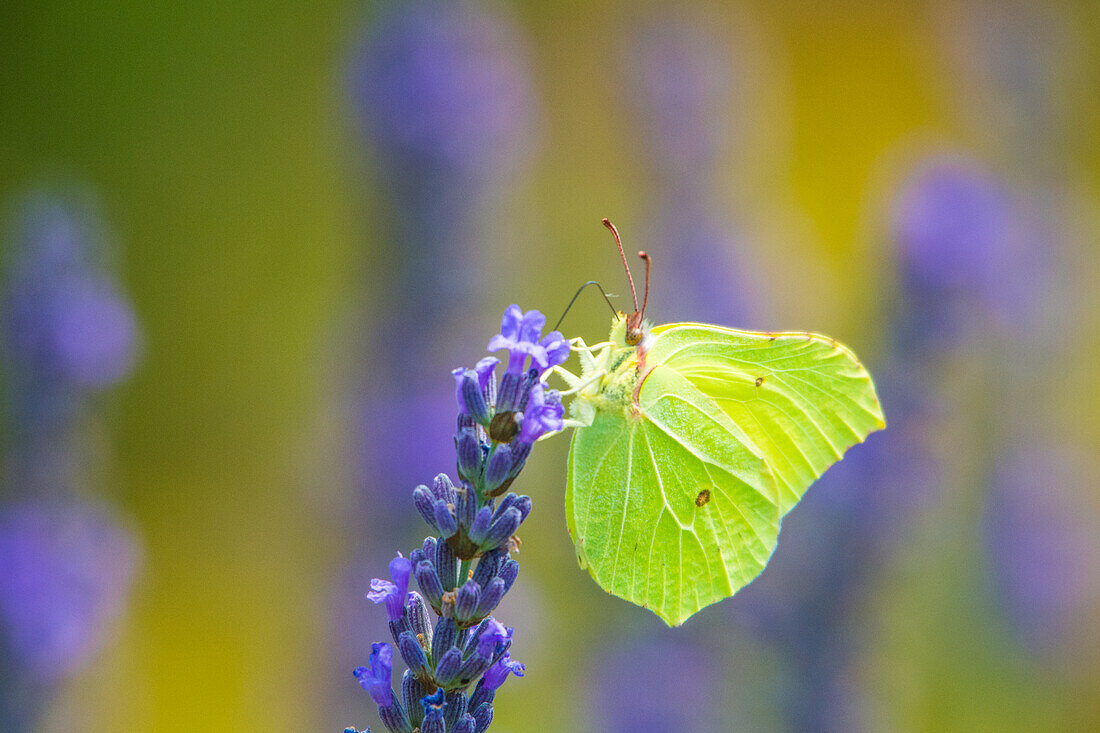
[555,368,607,397]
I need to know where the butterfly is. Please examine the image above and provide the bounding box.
[554,219,885,626]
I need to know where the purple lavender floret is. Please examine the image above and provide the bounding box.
[367,554,413,624]
[516,384,564,445]
[352,306,562,731]
[0,498,139,683]
[354,643,396,707]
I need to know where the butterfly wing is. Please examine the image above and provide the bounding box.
[646,323,886,515]
[566,362,780,626]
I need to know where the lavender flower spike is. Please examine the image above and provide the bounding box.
[367,553,413,623]
[354,305,556,731]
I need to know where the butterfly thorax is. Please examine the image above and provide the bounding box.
[570,313,654,425]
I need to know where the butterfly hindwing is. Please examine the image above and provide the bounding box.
[566,361,780,626]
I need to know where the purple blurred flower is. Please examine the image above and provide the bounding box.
[889,153,1050,349]
[984,446,1100,655]
[0,499,140,682]
[649,204,760,329]
[4,196,139,390]
[891,156,1016,293]
[350,0,536,183]
[625,13,737,174]
[590,634,716,732]
[354,642,395,707]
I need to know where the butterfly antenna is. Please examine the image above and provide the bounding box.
[552,280,618,332]
[602,218,639,313]
[637,251,651,319]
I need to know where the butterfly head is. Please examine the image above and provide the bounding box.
[624,309,645,346]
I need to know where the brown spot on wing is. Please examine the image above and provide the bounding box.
[695,489,711,506]
[755,376,766,387]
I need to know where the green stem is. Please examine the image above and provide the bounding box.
[458,557,472,583]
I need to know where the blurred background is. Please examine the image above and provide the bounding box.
[1,0,1099,730]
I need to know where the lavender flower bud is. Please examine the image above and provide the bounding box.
[480,508,522,552]
[401,671,429,729]
[419,689,446,733]
[404,592,433,648]
[498,559,519,593]
[457,650,493,687]
[433,647,464,687]
[379,703,414,733]
[432,500,458,539]
[471,548,506,588]
[482,445,513,495]
[397,631,430,679]
[512,495,532,522]
[455,482,478,530]
[389,618,409,646]
[456,429,481,484]
[472,701,494,733]
[414,560,444,610]
[431,618,458,663]
[475,356,498,407]
[453,367,491,425]
[468,681,495,714]
[474,578,506,618]
[495,371,523,413]
[435,538,459,591]
[409,547,426,567]
[467,506,493,546]
[412,485,438,529]
[421,536,437,558]
[454,579,482,624]
[493,493,518,515]
[462,618,490,657]
[445,691,468,728]
[453,713,476,733]
[431,473,457,504]
[505,440,533,480]
[514,369,541,413]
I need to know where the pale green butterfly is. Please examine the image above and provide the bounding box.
[552,220,885,626]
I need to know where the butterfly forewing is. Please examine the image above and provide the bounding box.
[647,323,886,515]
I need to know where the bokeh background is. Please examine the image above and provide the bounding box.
[2,0,1099,730]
